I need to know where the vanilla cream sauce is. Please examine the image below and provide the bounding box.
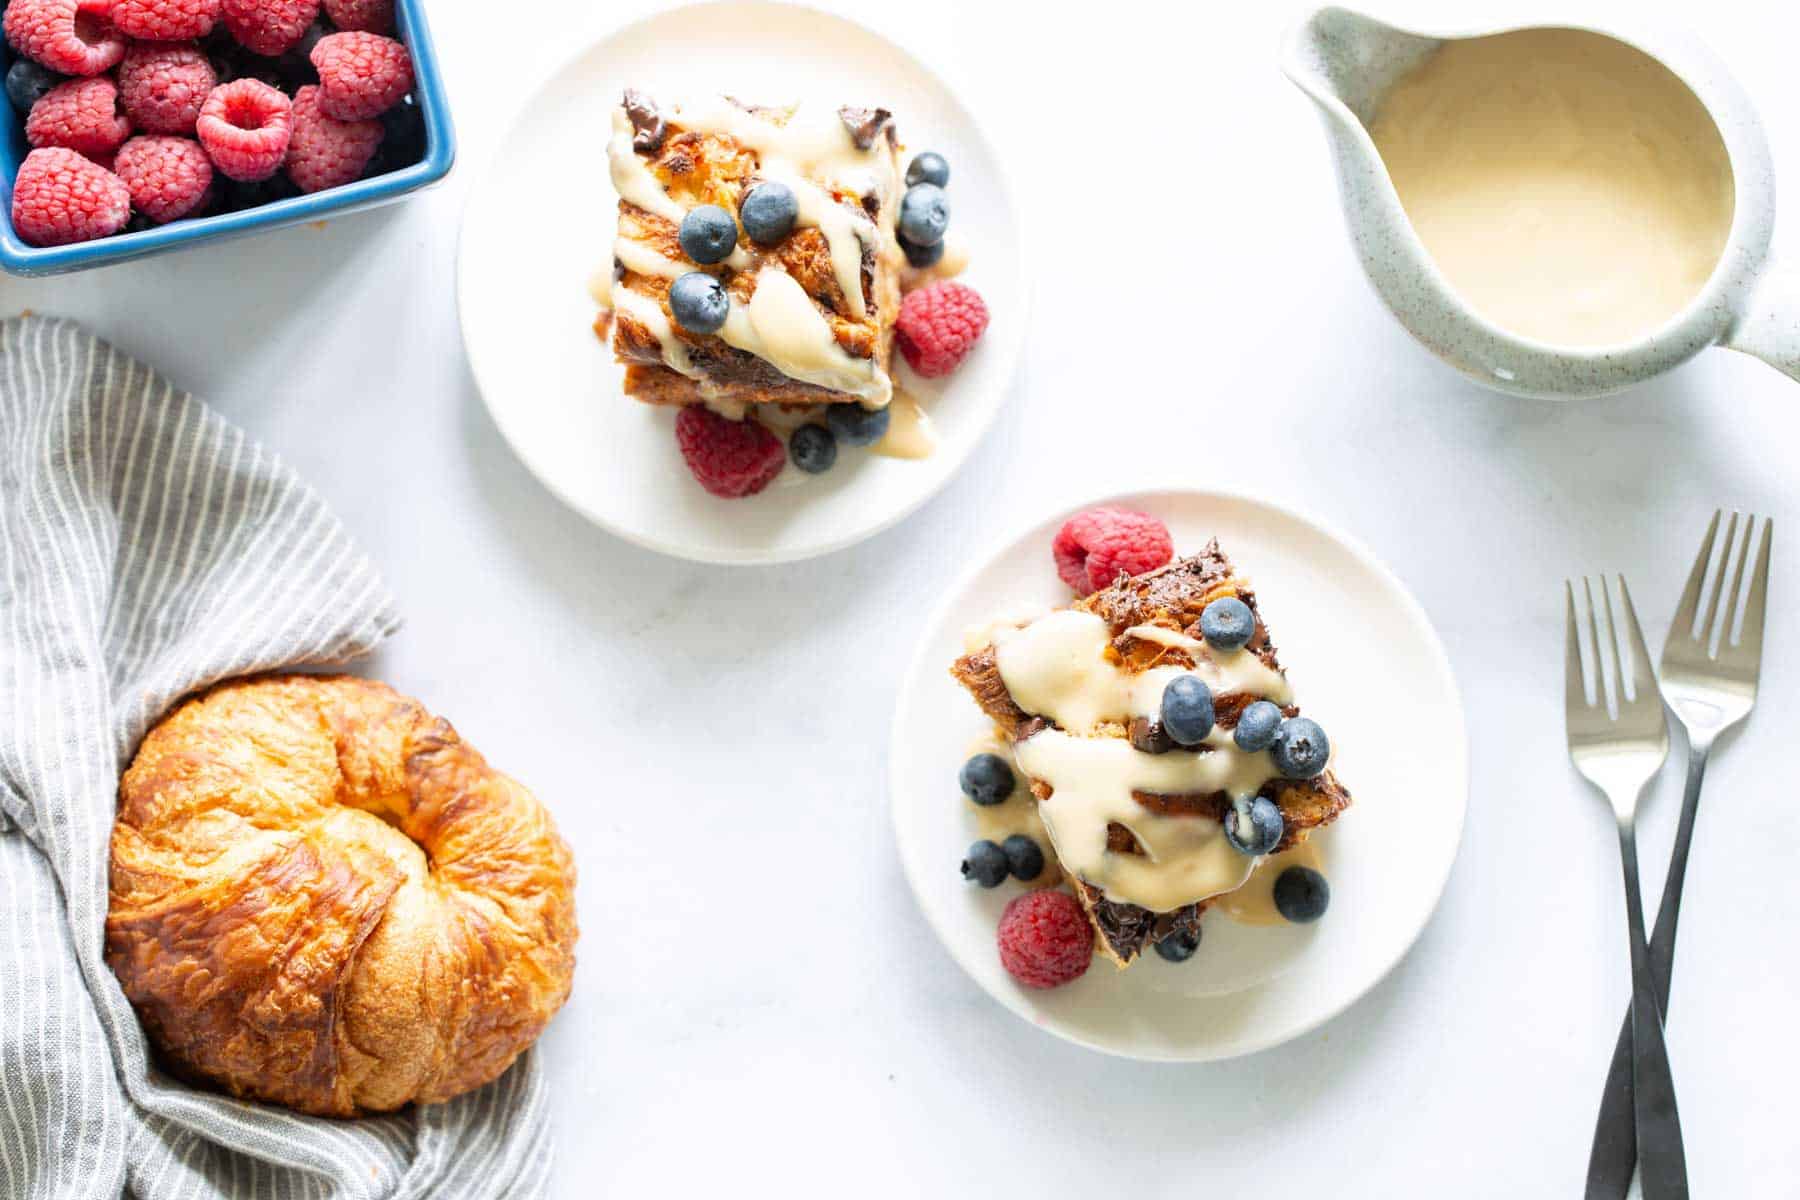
[1215,839,1325,926]
[871,391,937,459]
[991,609,1296,913]
[604,98,899,406]
[1369,29,1734,347]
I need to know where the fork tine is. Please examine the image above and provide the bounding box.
[1565,580,1591,712]
[1670,509,1720,644]
[1585,576,1611,711]
[1721,515,1754,648]
[1600,576,1629,708]
[1725,517,1773,670]
[1700,511,1740,648]
[1615,575,1657,706]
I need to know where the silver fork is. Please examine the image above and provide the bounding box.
[1565,575,1687,1200]
[1586,513,1772,1199]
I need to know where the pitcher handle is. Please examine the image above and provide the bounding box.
[1724,257,1800,381]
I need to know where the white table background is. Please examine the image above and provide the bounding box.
[6,0,1799,1194]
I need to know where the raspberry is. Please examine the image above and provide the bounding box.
[282,84,378,192]
[25,76,131,158]
[310,31,410,120]
[218,0,317,56]
[673,407,785,498]
[321,0,391,33]
[4,0,126,77]
[10,146,130,245]
[117,41,217,134]
[1051,507,1174,594]
[111,0,220,41]
[996,891,1093,990]
[895,280,989,378]
[113,135,212,222]
[196,78,290,180]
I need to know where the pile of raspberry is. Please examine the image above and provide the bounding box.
[4,0,423,247]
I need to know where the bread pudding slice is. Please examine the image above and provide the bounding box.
[604,91,903,416]
[951,542,1352,968]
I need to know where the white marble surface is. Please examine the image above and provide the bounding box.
[5,0,1799,1194]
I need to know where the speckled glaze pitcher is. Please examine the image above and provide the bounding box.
[1283,5,1800,399]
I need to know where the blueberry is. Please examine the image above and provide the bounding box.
[898,183,949,247]
[905,151,950,188]
[1159,675,1214,746]
[1270,717,1330,780]
[1233,700,1283,752]
[825,403,890,447]
[1001,834,1044,882]
[899,234,944,269]
[961,840,1008,888]
[1273,865,1330,923]
[739,181,798,245]
[958,753,1014,806]
[1154,927,1201,963]
[679,204,739,265]
[788,423,837,474]
[1224,796,1284,856]
[6,59,61,116]
[122,213,157,234]
[668,271,729,334]
[1200,596,1255,652]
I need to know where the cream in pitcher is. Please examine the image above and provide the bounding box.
[1368,29,1735,348]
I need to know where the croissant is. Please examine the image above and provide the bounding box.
[105,674,578,1117]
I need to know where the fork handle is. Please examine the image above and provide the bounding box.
[1609,824,1690,1200]
[1586,750,1708,1200]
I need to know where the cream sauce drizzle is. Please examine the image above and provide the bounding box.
[870,390,936,459]
[671,97,886,322]
[993,610,1289,735]
[1215,839,1325,926]
[716,268,884,398]
[609,285,692,375]
[992,607,1294,912]
[604,97,898,406]
[1013,731,1265,912]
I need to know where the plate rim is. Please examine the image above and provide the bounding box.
[888,483,1468,1062]
[454,0,1033,566]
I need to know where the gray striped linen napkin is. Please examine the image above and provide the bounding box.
[0,315,552,1200]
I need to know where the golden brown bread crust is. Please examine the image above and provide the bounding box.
[949,542,1352,967]
[105,674,578,1117]
[609,95,901,408]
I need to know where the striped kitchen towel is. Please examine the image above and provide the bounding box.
[0,315,553,1200]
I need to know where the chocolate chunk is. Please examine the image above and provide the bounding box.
[837,105,892,150]
[622,89,666,153]
[1128,716,1175,755]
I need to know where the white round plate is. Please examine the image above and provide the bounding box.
[890,488,1466,1061]
[457,1,1025,564]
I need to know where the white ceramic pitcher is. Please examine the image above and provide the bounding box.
[1283,5,1800,399]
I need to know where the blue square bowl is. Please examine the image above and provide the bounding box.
[0,0,453,276]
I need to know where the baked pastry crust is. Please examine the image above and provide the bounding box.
[951,543,1351,967]
[105,674,578,1117]
[607,92,903,412]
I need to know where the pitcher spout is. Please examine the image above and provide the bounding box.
[1281,6,1440,132]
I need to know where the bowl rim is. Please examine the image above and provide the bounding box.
[0,0,455,277]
